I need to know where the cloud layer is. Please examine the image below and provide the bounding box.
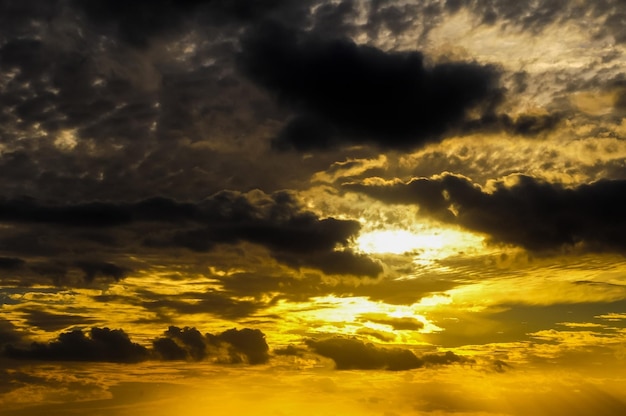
[239,22,502,150]
[346,174,626,253]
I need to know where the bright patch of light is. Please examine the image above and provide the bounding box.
[356,229,446,255]
[356,228,484,259]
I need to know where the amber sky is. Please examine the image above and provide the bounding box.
[1,1,626,415]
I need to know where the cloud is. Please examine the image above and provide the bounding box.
[19,309,98,332]
[153,326,208,361]
[306,337,423,370]
[141,291,264,320]
[0,190,380,283]
[4,327,149,363]
[306,337,472,371]
[0,257,25,271]
[460,112,562,137]
[74,261,128,282]
[345,174,626,253]
[0,257,130,287]
[212,327,270,364]
[358,313,424,331]
[5,325,270,365]
[72,0,313,48]
[152,326,270,364]
[238,22,502,151]
[0,319,22,347]
[273,345,307,356]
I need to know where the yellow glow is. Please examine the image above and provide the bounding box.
[356,227,484,261]
[268,296,442,342]
[357,229,445,254]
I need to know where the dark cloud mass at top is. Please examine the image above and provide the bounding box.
[345,175,626,253]
[239,22,502,151]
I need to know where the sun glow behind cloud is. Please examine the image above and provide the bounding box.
[355,227,485,262]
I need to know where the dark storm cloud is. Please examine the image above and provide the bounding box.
[345,174,626,253]
[0,257,25,270]
[306,337,471,371]
[274,250,382,277]
[306,337,423,370]
[238,22,502,151]
[152,326,269,364]
[4,327,149,363]
[0,190,379,281]
[153,326,208,361]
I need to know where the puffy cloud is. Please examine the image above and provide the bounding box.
[5,325,270,365]
[306,337,471,371]
[212,327,270,364]
[345,174,626,253]
[153,326,269,364]
[447,0,626,44]
[153,326,208,361]
[306,337,422,370]
[4,327,149,363]
[238,22,502,151]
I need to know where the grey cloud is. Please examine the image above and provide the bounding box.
[306,337,423,370]
[273,344,307,356]
[0,319,22,347]
[153,326,208,361]
[238,21,503,151]
[72,0,314,48]
[4,325,270,365]
[305,337,472,371]
[345,174,626,254]
[152,326,270,364]
[217,268,459,306]
[4,327,149,363]
[212,327,270,364]
[0,190,379,284]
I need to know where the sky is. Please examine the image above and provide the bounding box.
[1,0,626,415]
